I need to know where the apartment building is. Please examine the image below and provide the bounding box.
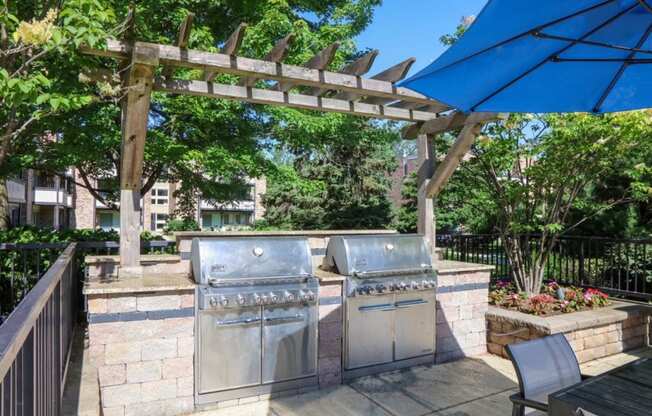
[74,173,267,232]
[6,171,267,232]
[7,169,75,229]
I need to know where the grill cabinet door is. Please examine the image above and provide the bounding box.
[394,291,435,360]
[262,305,317,383]
[198,308,261,393]
[345,294,395,369]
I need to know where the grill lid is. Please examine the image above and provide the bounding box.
[323,234,432,276]
[191,237,312,284]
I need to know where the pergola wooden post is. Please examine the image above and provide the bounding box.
[80,17,502,275]
[416,134,435,252]
[117,45,158,277]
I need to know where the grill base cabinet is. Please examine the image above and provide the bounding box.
[191,237,319,406]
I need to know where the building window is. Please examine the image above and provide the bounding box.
[99,212,119,230]
[151,213,168,231]
[222,213,231,225]
[150,188,168,205]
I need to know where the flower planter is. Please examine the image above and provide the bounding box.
[487,302,650,363]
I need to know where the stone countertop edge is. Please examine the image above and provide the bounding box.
[84,254,181,264]
[83,274,195,295]
[313,260,493,282]
[487,302,651,335]
[435,260,495,274]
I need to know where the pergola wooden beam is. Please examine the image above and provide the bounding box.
[402,111,467,139]
[425,112,506,198]
[308,49,378,96]
[342,57,417,104]
[162,13,194,79]
[82,40,444,108]
[155,78,440,122]
[240,34,294,87]
[276,42,339,92]
[204,23,248,82]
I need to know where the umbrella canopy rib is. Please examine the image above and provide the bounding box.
[405,0,619,85]
[593,22,652,112]
[470,2,639,112]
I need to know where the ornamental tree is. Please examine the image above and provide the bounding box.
[451,112,652,295]
[0,0,114,227]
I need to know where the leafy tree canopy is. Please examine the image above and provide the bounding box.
[4,0,385,223]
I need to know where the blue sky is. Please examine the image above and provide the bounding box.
[355,0,488,77]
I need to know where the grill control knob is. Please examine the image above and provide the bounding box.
[356,287,365,296]
[254,294,263,305]
[219,296,229,306]
[422,280,430,288]
[306,290,315,301]
[411,281,419,290]
[209,296,218,307]
[270,293,279,304]
[237,295,246,305]
[261,295,269,304]
[284,291,295,302]
[376,284,386,293]
[387,283,396,292]
[399,282,407,291]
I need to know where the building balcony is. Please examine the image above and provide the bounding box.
[33,188,73,207]
[6,178,26,204]
[200,199,255,211]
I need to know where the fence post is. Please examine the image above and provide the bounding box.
[579,239,585,286]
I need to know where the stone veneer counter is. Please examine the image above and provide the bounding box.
[487,303,651,363]
[83,275,195,416]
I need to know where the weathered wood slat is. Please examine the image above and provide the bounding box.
[162,13,194,78]
[338,57,416,102]
[277,42,339,92]
[82,40,445,107]
[240,33,294,87]
[204,23,248,82]
[154,78,439,123]
[307,49,378,97]
[425,112,503,198]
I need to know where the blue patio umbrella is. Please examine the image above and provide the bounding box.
[401,0,652,113]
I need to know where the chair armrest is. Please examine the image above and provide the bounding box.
[509,393,549,412]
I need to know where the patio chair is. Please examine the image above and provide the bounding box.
[506,333,589,416]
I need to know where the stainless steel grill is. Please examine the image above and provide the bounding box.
[191,237,318,404]
[323,234,437,377]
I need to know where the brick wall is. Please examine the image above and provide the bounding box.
[487,304,650,364]
[253,177,267,221]
[87,291,195,416]
[317,281,343,387]
[73,169,96,229]
[435,268,490,363]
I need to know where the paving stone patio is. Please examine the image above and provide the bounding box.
[62,329,652,416]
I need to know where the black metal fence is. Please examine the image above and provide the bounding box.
[436,234,652,300]
[0,240,177,319]
[0,244,78,415]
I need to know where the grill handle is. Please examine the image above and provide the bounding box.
[264,314,305,324]
[358,303,397,312]
[352,266,433,278]
[215,317,262,327]
[395,299,429,309]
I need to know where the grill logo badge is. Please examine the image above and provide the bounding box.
[210,264,226,274]
[355,258,368,267]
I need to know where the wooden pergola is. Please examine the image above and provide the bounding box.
[81,14,502,277]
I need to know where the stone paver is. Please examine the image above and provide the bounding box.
[64,334,652,416]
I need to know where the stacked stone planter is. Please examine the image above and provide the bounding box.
[487,303,650,363]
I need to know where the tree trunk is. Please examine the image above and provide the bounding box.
[0,180,10,230]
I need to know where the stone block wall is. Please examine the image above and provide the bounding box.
[317,281,343,387]
[435,265,492,363]
[86,290,195,416]
[487,304,650,364]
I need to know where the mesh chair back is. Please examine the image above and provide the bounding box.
[506,333,581,403]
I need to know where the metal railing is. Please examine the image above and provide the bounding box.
[0,240,176,318]
[436,234,652,300]
[0,244,78,416]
